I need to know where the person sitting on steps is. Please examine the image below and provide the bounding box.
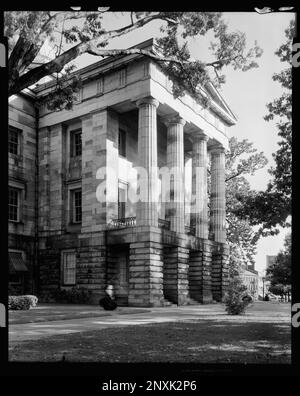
[99,283,117,311]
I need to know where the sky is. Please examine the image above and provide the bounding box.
[44,11,293,275]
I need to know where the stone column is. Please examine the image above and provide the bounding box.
[136,97,159,227]
[210,145,226,243]
[191,133,209,239]
[164,115,185,233]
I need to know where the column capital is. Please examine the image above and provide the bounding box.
[136,96,159,109]
[163,114,186,127]
[190,131,209,143]
[209,144,226,155]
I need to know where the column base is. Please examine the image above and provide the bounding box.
[128,240,165,307]
[188,242,213,304]
[211,242,230,302]
[163,245,190,305]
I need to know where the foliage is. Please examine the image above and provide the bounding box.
[8,295,38,310]
[223,137,267,276]
[224,277,250,315]
[5,11,262,110]
[268,284,291,299]
[266,233,291,287]
[50,286,92,304]
[23,295,39,307]
[233,19,294,234]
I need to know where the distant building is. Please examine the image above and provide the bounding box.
[266,255,277,268]
[241,267,259,300]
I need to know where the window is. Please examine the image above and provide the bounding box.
[62,251,76,285]
[119,68,126,87]
[170,174,175,202]
[97,77,104,95]
[9,274,23,285]
[70,129,82,157]
[119,255,129,284]
[118,129,126,157]
[8,187,20,222]
[71,188,82,223]
[118,181,128,219]
[8,126,21,155]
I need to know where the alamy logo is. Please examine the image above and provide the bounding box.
[0,43,6,68]
[292,43,300,68]
[292,303,300,328]
[95,165,206,213]
[0,303,6,327]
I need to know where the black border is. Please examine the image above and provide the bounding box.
[1,2,299,383]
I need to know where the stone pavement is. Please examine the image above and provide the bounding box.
[9,302,291,343]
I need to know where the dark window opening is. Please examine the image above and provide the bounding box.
[70,129,82,157]
[71,189,82,223]
[118,129,126,157]
[118,183,127,219]
[8,187,20,222]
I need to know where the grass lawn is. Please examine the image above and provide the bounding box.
[9,319,291,363]
[9,305,147,325]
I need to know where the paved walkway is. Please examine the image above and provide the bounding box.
[9,302,291,343]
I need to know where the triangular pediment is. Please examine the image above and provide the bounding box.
[205,82,237,122]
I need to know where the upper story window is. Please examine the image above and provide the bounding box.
[118,181,128,219]
[71,188,82,224]
[70,129,82,157]
[8,126,22,156]
[118,129,126,157]
[8,186,20,222]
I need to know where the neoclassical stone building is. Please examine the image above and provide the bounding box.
[8,39,237,306]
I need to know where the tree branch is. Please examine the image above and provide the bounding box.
[86,45,188,64]
[225,171,244,182]
[9,42,188,96]
[94,12,178,43]
[9,11,183,95]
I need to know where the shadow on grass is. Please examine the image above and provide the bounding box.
[9,319,291,364]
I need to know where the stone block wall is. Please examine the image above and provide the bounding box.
[128,235,165,307]
[188,242,213,303]
[77,245,107,304]
[211,243,230,302]
[81,108,119,233]
[163,245,190,304]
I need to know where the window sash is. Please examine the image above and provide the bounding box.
[71,189,82,223]
[118,129,126,157]
[118,183,127,219]
[63,252,76,285]
[70,130,82,157]
[8,128,19,155]
[8,187,19,222]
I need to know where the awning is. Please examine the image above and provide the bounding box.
[9,252,28,273]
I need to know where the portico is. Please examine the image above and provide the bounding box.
[104,92,230,306]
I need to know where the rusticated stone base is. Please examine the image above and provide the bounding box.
[163,245,190,305]
[76,246,107,304]
[188,242,213,304]
[211,243,230,302]
[128,240,165,307]
[37,227,230,307]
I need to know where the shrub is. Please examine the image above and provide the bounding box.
[224,277,251,315]
[23,295,38,307]
[51,287,92,304]
[8,295,38,310]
